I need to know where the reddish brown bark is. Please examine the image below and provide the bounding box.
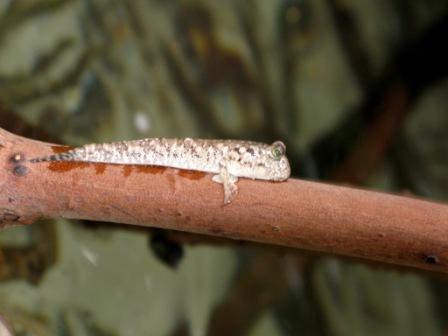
[1,127,448,273]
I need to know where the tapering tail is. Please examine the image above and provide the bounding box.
[29,152,75,163]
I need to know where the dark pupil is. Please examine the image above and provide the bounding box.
[273,148,282,158]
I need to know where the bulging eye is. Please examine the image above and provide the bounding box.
[271,141,286,160]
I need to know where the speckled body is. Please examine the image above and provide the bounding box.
[31,138,291,203]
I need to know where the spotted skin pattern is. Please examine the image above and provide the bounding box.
[30,138,291,204]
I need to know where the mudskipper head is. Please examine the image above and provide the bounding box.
[265,141,290,181]
[218,140,291,181]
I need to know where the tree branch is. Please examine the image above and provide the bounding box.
[1,127,448,273]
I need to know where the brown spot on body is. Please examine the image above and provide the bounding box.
[136,166,166,174]
[51,145,74,153]
[178,170,206,180]
[123,165,133,177]
[94,163,107,174]
[48,161,90,172]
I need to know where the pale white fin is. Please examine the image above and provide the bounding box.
[212,165,239,204]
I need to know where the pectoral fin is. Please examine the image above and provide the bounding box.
[212,166,238,204]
